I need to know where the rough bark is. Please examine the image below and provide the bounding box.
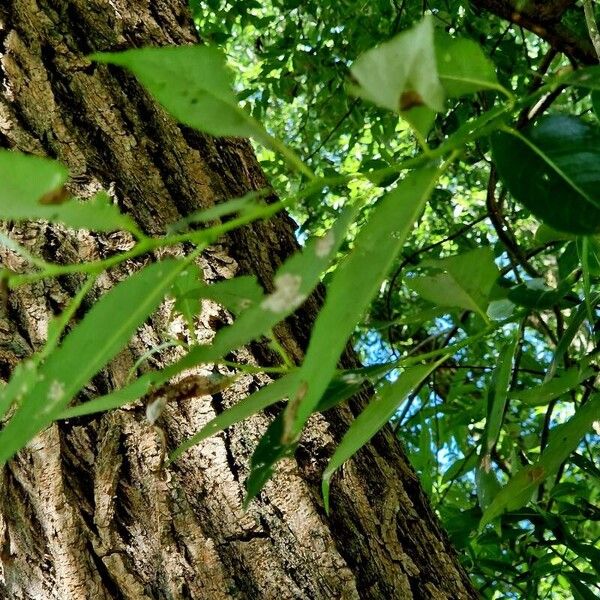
[0,1,478,598]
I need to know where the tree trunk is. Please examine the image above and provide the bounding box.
[0,2,478,598]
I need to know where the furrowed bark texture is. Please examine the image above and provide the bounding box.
[0,2,478,598]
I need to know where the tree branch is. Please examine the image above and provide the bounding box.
[470,0,597,65]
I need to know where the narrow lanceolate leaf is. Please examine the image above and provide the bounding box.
[55,209,357,421]
[481,332,519,459]
[283,167,441,448]
[322,361,442,512]
[408,247,499,319]
[511,367,594,406]
[197,205,357,358]
[0,152,136,232]
[475,467,502,512]
[173,360,369,474]
[350,16,445,113]
[0,260,185,463]
[435,32,500,97]
[492,116,600,235]
[170,372,300,462]
[480,393,600,529]
[475,333,518,512]
[244,370,370,505]
[91,46,264,139]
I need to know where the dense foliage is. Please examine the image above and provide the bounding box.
[1,1,599,597]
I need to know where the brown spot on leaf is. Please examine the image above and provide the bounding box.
[528,466,545,482]
[400,90,424,111]
[38,186,71,205]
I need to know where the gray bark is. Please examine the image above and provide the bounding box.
[0,1,478,598]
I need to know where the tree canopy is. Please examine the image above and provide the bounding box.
[1,0,599,597]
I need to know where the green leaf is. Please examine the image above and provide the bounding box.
[476,467,502,511]
[322,360,442,512]
[171,264,203,334]
[565,573,599,600]
[481,332,519,458]
[546,297,597,379]
[492,116,600,235]
[204,206,356,357]
[245,410,294,503]
[57,375,153,419]
[0,360,39,422]
[284,166,442,446]
[480,393,600,528]
[350,16,445,113]
[0,150,68,211]
[557,66,600,91]
[402,105,436,137]
[0,152,136,232]
[244,371,371,505]
[571,453,600,483]
[435,32,500,97]
[0,259,185,463]
[511,367,593,406]
[91,46,264,139]
[442,451,478,482]
[184,275,264,316]
[408,247,499,319]
[47,191,138,233]
[56,209,357,421]
[171,371,300,462]
[487,299,515,321]
[507,278,577,310]
[534,223,576,244]
[583,236,600,275]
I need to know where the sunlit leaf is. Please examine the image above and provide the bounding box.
[408,247,499,319]
[244,370,368,505]
[350,17,444,113]
[183,275,264,316]
[435,32,500,97]
[0,152,136,232]
[481,331,519,458]
[322,360,442,511]
[476,467,502,511]
[57,209,357,422]
[91,46,264,139]
[511,367,593,406]
[283,166,442,447]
